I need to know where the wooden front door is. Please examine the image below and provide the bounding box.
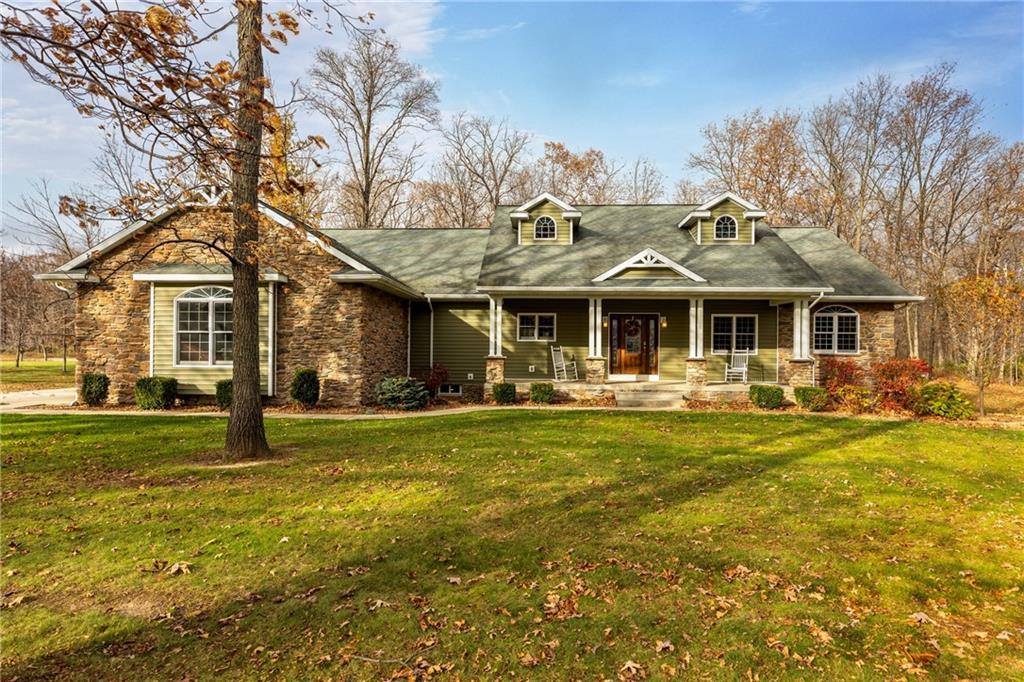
[609,314,659,376]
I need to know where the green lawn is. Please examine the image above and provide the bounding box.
[2,412,1022,680]
[0,358,76,392]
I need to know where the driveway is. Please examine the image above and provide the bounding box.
[0,388,76,410]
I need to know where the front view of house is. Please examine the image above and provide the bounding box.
[38,190,923,405]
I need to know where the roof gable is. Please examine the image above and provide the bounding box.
[593,248,706,282]
[678,192,767,228]
[509,192,581,223]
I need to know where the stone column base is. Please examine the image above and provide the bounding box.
[786,359,815,386]
[584,357,606,384]
[686,358,707,385]
[484,355,506,385]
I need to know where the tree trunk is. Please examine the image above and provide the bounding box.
[978,381,986,417]
[225,0,270,459]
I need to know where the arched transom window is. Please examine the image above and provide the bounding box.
[175,286,233,365]
[813,305,859,354]
[534,215,557,240]
[714,215,738,240]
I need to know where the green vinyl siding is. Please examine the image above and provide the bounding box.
[702,300,778,383]
[601,299,690,380]
[152,283,270,395]
[519,200,573,245]
[409,302,488,383]
[614,267,688,280]
[698,200,755,244]
[501,299,587,379]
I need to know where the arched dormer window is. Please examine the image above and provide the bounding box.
[533,215,557,240]
[813,305,859,354]
[714,215,738,240]
[175,286,233,365]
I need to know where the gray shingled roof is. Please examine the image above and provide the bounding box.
[476,205,832,291]
[323,228,491,295]
[771,227,917,298]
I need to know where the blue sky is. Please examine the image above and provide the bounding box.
[2,1,1021,215]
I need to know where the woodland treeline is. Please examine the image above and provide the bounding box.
[3,33,1022,381]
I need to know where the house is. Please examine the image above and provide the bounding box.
[37,190,923,405]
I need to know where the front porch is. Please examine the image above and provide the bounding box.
[499,377,797,406]
[483,296,818,389]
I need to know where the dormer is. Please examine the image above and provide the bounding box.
[677,192,766,245]
[510,193,581,245]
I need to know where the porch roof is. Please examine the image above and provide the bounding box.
[477,205,832,292]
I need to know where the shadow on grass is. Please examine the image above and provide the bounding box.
[2,412,1004,678]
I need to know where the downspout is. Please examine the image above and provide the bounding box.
[808,291,826,385]
[427,295,434,368]
[406,300,412,377]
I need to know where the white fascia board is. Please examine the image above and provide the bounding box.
[34,271,101,283]
[478,285,835,297]
[509,211,530,220]
[511,192,580,214]
[329,272,422,299]
[424,293,489,301]
[257,203,373,273]
[592,248,706,283]
[677,210,711,228]
[561,210,582,219]
[697,191,762,212]
[57,205,184,271]
[820,294,926,303]
[131,272,289,283]
[743,210,767,219]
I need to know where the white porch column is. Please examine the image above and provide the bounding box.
[595,298,603,356]
[587,298,595,356]
[487,297,497,356]
[793,299,811,360]
[688,298,704,359]
[489,296,504,356]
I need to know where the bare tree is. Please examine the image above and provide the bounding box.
[5,180,106,260]
[672,178,706,204]
[437,113,531,223]
[626,157,665,203]
[304,36,439,228]
[526,142,625,204]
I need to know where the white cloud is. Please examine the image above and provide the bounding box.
[607,71,668,88]
[365,1,446,56]
[454,21,527,42]
[734,1,768,17]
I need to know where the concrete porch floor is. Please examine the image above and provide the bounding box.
[504,378,796,406]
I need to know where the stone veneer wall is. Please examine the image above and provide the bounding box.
[778,302,897,386]
[72,207,407,406]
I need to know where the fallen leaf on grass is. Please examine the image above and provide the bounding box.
[519,652,539,667]
[619,660,647,680]
[655,640,675,653]
[166,562,191,576]
[909,612,936,625]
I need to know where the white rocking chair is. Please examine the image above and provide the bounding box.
[550,345,578,382]
[725,351,750,383]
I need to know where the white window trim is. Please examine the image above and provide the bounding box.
[173,286,234,368]
[517,312,558,342]
[812,305,860,355]
[710,314,758,355]
[714,215,739,241]
[438,383,463,396]
[533,215,558,241]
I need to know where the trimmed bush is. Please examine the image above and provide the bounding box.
[911,381,974,420]
[529,382,555,404]
[749,384,784,409]
[793,386,829,412]
[290,368,320,408]
[375,376,429,410]
[819,357,864,394]
[835,385,876,414]
[871,358,930,411]
[492,382,516,405]
[215,379,233,411]
[425,363,449,397]
[80,372,109,406]
[134,376,178,410]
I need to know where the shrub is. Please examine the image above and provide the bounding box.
[749,384,784,409]
[425,363,449,397]
[872,358,930,411]
[911,381,974,420]
[215,379,233,411]
[80,372,109,406]
[793,386,829,412]
[529,382,555,404]
[375,376,429,410]
[290,368,320,408]
[819,357,864,394]
[492,382,516,405]
[134,376,178,410]
[835,385,876,414]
